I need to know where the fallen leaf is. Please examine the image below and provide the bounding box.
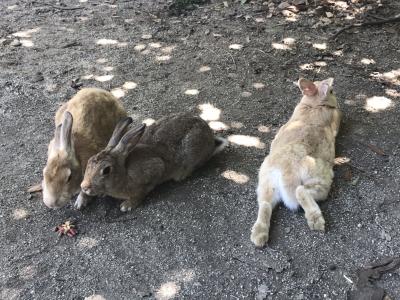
[367,144,386,156]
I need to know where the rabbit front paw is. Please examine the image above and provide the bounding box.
[306,211,325,231]
[74,192,90,210]
[250,222,269,247]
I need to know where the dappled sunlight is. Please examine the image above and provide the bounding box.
[19,265,36,280]
[222,170,249,184]
[198,65,211,73]
[365,96,393,112]
[149,42,162,49]
[241,91,252,98]
[77,237,99,249]
[229,44,243,50]
[253,83,265,89]
[328,0,349,10]
[134,44,146,51]
[96,39,118,45]
[96,58,108,64]
[117,42,128,47]
[122,81,137,90]
[300,61,327,71]
[281,9,298,22]
[20,39,34,47]
[170,269,195,283]
[283,38,295,45]
[231,121,244,129]
[143,118,156,126]
[8,5,18,9]
[155,282,180,300]
[94,75,114,82]
[228,135,266,149]
[103,66,114,72]
[385,89,400,98]
[199,103,221,121]
[371,68,400,86]
[313,43,327,50]
[84,295,106,300]
[156,55,171,62]
[258,125,270,133]
[184,89,199,96]
[361,58,375,65]
[141,34,153,40]
[209,121,229,131]
[333,50,343,56]
[111,88,125,99]
[12,27,40,38]
[272,43,291,51]
[82,74,94,80]
[161,45,176,54]
[13,208,29,220]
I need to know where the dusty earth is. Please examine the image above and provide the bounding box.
[1,0,400,299]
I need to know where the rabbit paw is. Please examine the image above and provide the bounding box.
[250,222,269,247]
[74,193,88,210]
[120,201,133,212]
[307,211,325,231]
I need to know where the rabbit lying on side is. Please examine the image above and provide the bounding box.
[80,113,227,212]
[41,88,127,209]
[251,78,342,247]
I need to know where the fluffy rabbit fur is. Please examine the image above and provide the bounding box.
[250,78,342,247]
[42,88,127,209]
[80,113,227,212]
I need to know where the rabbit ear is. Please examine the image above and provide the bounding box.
[53,124,62,149]
[319,78,334,98]
[107,117,133,148]
[113,123,146,156]
[298,78,318,96]
[60,111,73,151]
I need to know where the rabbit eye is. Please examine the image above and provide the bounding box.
[101,166,111,175]
[67,174,72,183]
[329,90,333,94]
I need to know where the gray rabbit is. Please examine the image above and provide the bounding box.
[78,113,227,211]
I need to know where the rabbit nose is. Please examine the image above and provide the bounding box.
[81,181,91,193]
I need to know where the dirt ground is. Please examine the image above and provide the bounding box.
[1,0,399,299]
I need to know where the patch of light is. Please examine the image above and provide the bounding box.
[365,96,393,112]
[333,50,343,56]
[123,81,137,90]
[241,91,252,97]
[283,37,295,45]
[361,58,375,65]
[198,103,221,121]
[258,125,270,133]
[228,135,266,149]
[96,58,108,64]
[229,44,243,50]
[84,295,106,300]
[134,44,146,51]
[161,45,176,54]
[385,89,400,98]
[313,43,327,50]
[184,89,199,95]
[117,42,128,47]
[78,237,99,249]
[13,208,29,220]
[111,88,125,98]
[96,39,118,45]
[208,121,229,131]
[253,83,265,89]
[156,282,180,300]
[12,27,40,38]
[328,0,348,10]
[103,66,114,71]
[272,43,291,50]
[199,66,211,72]
[231,121,244,129]
[82,74,94,80]
[8,5,18,9]
[222,170,249,184]
[143,118,155,126]
[156,55,171,61]
[371,68,400,85]
[300,63,314,70]
[141,34,152,40]
[21,39,34,47]
[149,42,161,48]
[314,61,327,67]
[94,75,114,82]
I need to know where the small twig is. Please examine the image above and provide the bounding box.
[331,15,400,40]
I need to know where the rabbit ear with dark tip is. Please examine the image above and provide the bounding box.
[60,111,73,151]
[107,117,133,148]
[113,123,146,157]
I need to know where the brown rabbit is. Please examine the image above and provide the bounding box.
[40,88,127,209]
[80,113,227,212]
[250,78,342,247]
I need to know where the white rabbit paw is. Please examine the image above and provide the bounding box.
[120,201,133,212]
[307,211,325,231]
[74,194,88,210]
[251,222,269,247]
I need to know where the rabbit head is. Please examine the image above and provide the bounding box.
[80,117,146,197]
[42,112,81,208]
[298,78,337,108]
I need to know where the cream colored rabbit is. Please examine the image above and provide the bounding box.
[250,78,342,247]
[39,88,127,209]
